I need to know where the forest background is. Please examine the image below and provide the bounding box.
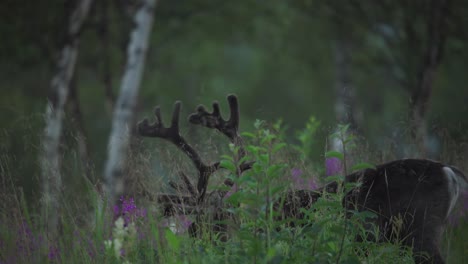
[2,0,468,200]
[1,1,468,262]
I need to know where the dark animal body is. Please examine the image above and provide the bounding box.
[138,95,466,264]
[282,159,466,264]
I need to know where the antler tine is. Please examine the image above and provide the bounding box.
[226,94,239,131]
[188,94,249,173]
[212,101,221,117]
[137,105,167,138]
[154,106,163,126]
[171,101,181,130]
[139,100,220,204]
[188,94,241,141]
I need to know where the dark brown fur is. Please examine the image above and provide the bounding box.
[280,159,466,263]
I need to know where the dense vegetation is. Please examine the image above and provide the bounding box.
[1,0,467,263]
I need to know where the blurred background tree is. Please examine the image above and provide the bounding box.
[1,0,468,204]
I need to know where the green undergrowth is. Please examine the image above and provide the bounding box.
[0,121,467,264]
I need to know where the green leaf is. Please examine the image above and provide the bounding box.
[266,247,277,261]
[239,174,255,184]
[254,119,265,129]
[354,210,377,219]
[325,175,344,183]
[239,156,251,164]
[225,192,242,205]
[351,162,376,171]
[260,133,275,145]
[245,145,259,156]
[267,164,284,178]
[259,153,269,164]
[220,160,236,173]
[241,132,256,139]
[271,185,286,196]
[272,142,287,154]
[253,163,263,174]
[220,154,233,162]
[325,151,344,161]
[164,229,180,251]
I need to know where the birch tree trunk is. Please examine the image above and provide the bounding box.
[40,0,93,235]
[103,0,156,205]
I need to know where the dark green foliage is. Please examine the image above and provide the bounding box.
[0,0,467,263]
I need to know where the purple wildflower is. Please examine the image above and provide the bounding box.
[307,178,319,190]
[113,205,120,217]
[291,168,318,191]
[114,196,147,226]
[16,221,40,254]
[48,245,60,261]
[291,168,303,178]
[86,238,98,259]
[177,215,193,231]
[326,157,343,176]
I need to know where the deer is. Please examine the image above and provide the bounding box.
[138,94,466,264]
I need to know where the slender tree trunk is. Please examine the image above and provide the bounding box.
[333,38,358,130]
[68,74,95,185]
[410,0,450,156]
[40,0,93,236]
[103,0,156,205]
[329,27,359,173]
[99,0,116,114]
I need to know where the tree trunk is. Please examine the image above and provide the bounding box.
[329,28,359,174]
[68,74,95,186]
[40,0,93,236]
[103,0,156,205]
[409,0,450,157]
[333,38,358,129]
[98,0,116,114]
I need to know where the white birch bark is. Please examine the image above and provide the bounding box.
[41,0,93,234]
[103,0,156,205]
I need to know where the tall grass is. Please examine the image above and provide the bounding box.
[0,120,467,263]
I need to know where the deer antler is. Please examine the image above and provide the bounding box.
[138,101,219,202]
[188,94,253,171]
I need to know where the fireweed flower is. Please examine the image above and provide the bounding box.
[114,197,147,226]
[47,245,60,261]
[325,157,343,176]
[108,197,144,259]
[177,215,193,232]
[16,221,42,254]
[291,168,318,191]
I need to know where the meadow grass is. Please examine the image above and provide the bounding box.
[0,121,467,263]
